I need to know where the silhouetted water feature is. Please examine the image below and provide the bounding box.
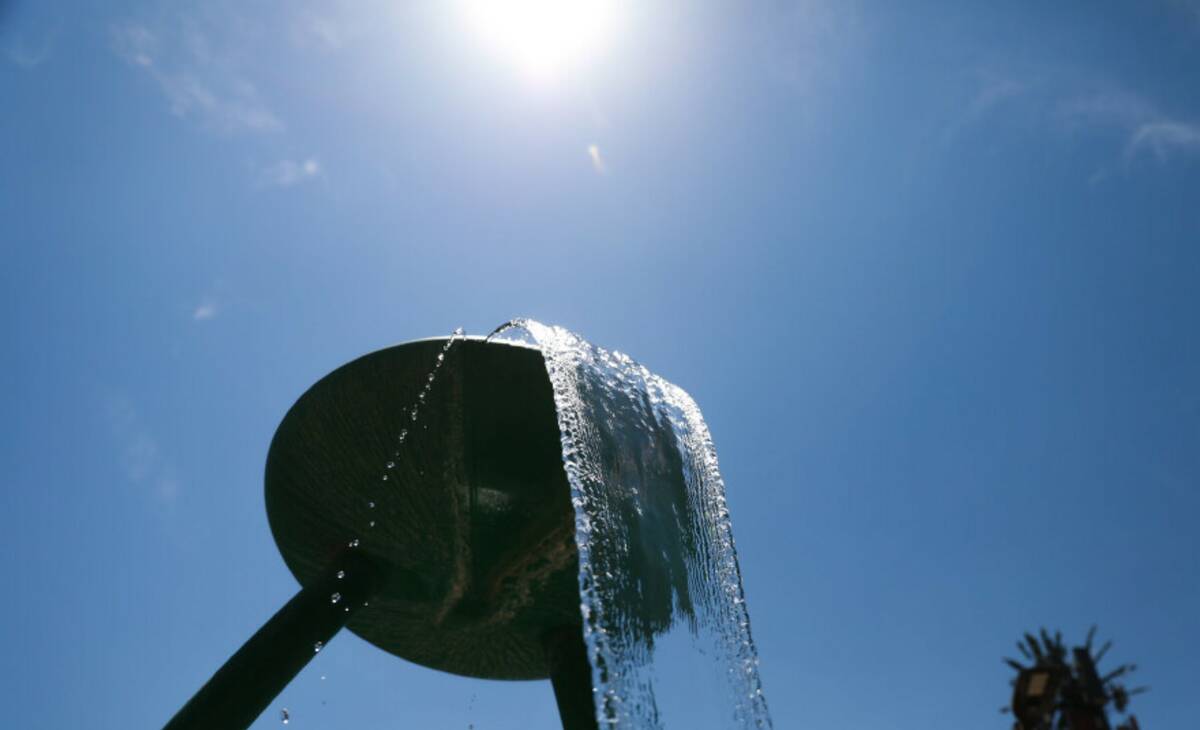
[492,321,772,729]
[170,322,769,730]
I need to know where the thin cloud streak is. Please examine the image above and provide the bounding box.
[258,157,322,188]
[939,71,1030,146]
[1,6,60,69]
[1059,89,1200,163]
[1128,120,1200,161]
[1057,89,1156,131]
[110,21,282,134]
[291,10,346,51]
[3,36,55,68]
[968,77,1026,118]
[759,0,861,95]
[958,71,1200,167]
[105,394,181,506]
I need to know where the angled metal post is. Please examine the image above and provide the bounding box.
[163,552,377,730]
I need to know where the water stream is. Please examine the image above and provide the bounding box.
[492,321,772,730]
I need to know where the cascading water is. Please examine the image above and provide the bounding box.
[491,320,772,730]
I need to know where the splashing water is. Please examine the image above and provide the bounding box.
[491,320,772,729]
[355,327,464,547]
[381,330,461,472]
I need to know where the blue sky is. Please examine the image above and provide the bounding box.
[3,1,1199,727]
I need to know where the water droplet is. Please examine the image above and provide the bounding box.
[336,570,345,579]
[367,501,375,509]
[281,708,290,724]
[344,606,350,612]
[410,410,418,421]
[330,592,341,604]
[313,641,323,653]
[437,353,445,363]
[399,429,408,440]
[386,461,395,469]
[348,539,359,548]
[368,520,376,528]
[320,675,326,681]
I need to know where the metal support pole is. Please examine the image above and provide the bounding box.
[543,625,599,730]
[163,551,378,730]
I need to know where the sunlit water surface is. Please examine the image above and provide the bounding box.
[493,320,772,729]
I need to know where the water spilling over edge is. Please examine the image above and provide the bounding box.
[491,320,772,729]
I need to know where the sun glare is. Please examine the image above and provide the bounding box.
[463,0,618,81]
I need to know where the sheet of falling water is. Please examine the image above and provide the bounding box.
[492,321,772,730]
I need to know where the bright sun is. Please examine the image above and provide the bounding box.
[463,0,619,81]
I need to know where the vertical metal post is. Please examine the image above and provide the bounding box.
[163,552,377,730]
[543,625,599,730]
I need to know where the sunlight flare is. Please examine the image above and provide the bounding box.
[462,0,619,80]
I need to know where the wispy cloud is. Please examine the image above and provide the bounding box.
[1128,120,1200,160]
[967,76,1027,119]
[956,67,1200,171]
[1,5,60,69]
[939,70,1031,145]
[759,0,861,95]
[287,0,407,53]
[110,20,282,134]
[290,10,347,51]
[1058,88,1200,164]
[258,157,322,188]
[1057,88,1155,131]
[3,35,55,68]
[105,394,181,506]
[192,300,218,321]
